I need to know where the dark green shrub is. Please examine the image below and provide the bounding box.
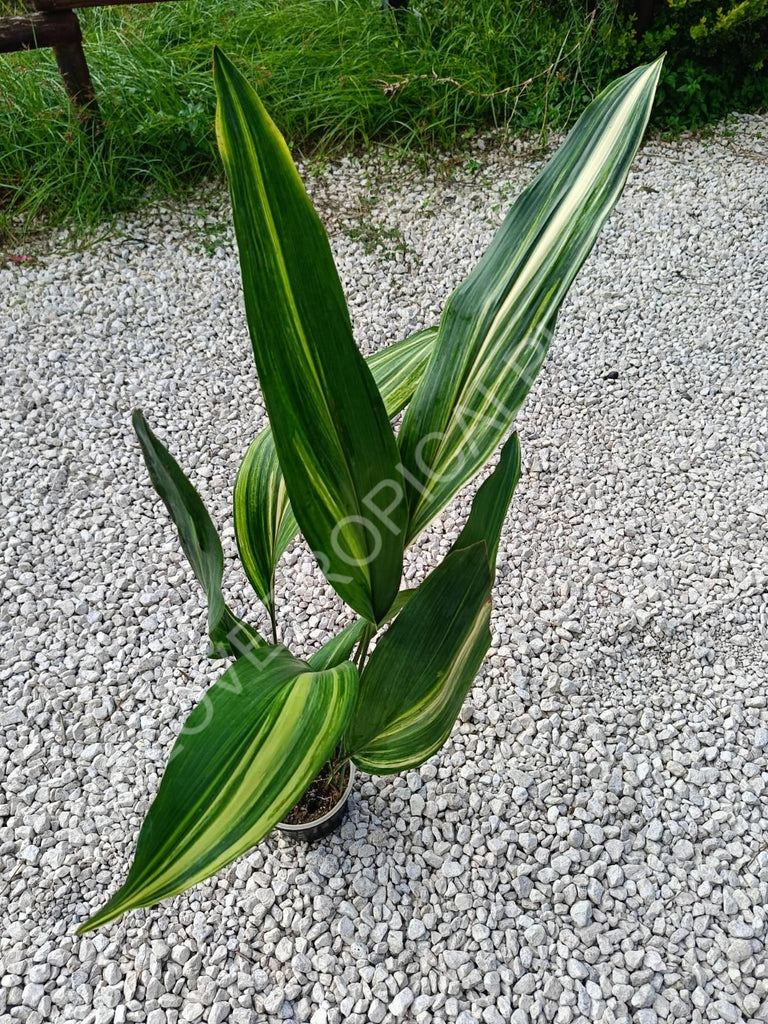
[622,0,768,127]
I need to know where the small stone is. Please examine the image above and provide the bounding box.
[631,984,656,1009]
[441,861,463,878]
[570,901,592,928]
[352,875,377,897]
[443,950,470,970]
[634,1012,657,1024]
[27,965,50,984]
[644,950,666,972]
[712,1000,740,1023]
[483,1007,506,1024]
[513,973,537,995]
[519,833,538,853]
[410,794,425,816]
[103,963,122,987]
[726,939,752,964]
[524,924,546,946]
[275,938,293,963]
[263,990,284,1014]
[673,839,695,861]
[389,988,414,1018]
[22,984,45,1009]
[646,820,663,842]
[209,1003,230,1024]
[543,977,563,1000]
[567,959,589,980]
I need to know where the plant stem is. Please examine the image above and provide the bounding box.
[269,604,278,646]
[326,753,350,791]
[354,622,375,673]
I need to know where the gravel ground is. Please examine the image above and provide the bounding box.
[2,113,767,1024]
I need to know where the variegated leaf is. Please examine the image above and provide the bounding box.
[307,618,366,672]
[132,411,265,658]
[346,543,492,774]
[454,432,521,575]
[232,426,292,633]
[234,327,438,621]
[346,434,523,774]
[214,49,407,623]
[398,58,663,541]
[367,326,439,419]
[78,649,357,931]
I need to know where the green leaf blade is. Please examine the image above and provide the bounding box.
[346,435,524,774]
[79,650,358,932]
[398,58,663,541]
[346,543,492,775]
[455,432,521,575]
[132,410,265,657]
[367,325,439,418]
[214,49,407,623]
[233,426,294,617]
[233,326,437,617]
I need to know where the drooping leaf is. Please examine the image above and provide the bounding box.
[79,649,357,931]
[132,411,265,658]
[234,326,437,621]
[214,49,407,623]
[398,58,663,541]
[346,436,524,774]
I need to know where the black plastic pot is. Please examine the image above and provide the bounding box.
[276,765,356,843]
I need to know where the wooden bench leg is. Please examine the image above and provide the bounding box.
[49,11,99,118]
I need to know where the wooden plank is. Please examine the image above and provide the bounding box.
[29,0,184,10]
[0,11,79,52]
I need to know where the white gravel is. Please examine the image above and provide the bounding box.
[2,112,767,1024]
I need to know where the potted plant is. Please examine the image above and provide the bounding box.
[78,49,662,932]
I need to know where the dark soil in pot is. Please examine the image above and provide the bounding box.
[277,758,355,842]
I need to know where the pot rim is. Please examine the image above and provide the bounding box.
[277,762,356,832]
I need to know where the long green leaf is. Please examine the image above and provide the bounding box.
[233,427,292,622]
[398,58,663,541]
[346,543,492,774]
[346,435,523,774]
[79,649,357,931]
[307,619,366,672]
[132,411,265,658]
[234,326,438,620]
[214,49,407,623]
[455,432,521,575]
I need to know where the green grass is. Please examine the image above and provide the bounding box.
[0,0,766,243]
[0,0,630,241]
